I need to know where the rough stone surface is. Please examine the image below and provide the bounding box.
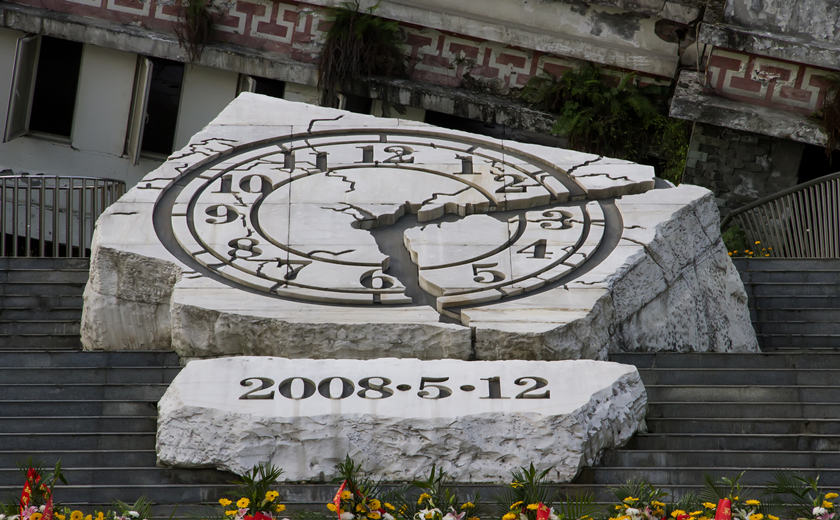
[156,356,647,482]
[724,0,840,45]
[83,94,758,358]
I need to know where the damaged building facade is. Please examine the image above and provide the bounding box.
[0,0,837,215]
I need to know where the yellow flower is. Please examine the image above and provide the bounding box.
[468,517,480,520]
[70,511,84,520]
[754,241,760,245]
[652,502,666,508]
[748,514,763,520]
[32,513,43,520]
[510,481,523,489]
[690,512,703,516]
[95,513,104,520]
[733,497,739,502]
[527,504,539,511]
[369,499,381,510]
[768,515,779,520]
[824,501,834,509]
[368,512,382,520]
[220,499,233,507]
[356,503,367,513]
[265,491,279,502]
[84,515,92,520]
[624,497,639,504]
[425,513,433,520]
[745,500,760,506]
[56,515,66,520]
[385,503,396,511]
[327,503,338,512]
[275,504,286,513]
[702,503,716,510]
[237,498,250,509]
[342,491,353,500]
[225,511,238,517]
[461,503,475,510]
[503,514,517,520]
[418,493,432,505]
[827,494,839,500]
[671,510,686,518]
[510,501,524,510]
[615,506,624,510]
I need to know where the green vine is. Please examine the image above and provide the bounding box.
[318,0,407,108]
[520,63,690,184]
[175,0,214,62]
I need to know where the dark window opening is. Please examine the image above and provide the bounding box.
[29,37,83,137]
[343,94,372,115]
[253,77,286,99]
[141,58,184,155]
[797,143,840,184]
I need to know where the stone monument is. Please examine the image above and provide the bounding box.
[79,94,758,482]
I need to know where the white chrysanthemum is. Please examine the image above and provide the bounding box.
[814,507,827,517]
[340,512,355,520]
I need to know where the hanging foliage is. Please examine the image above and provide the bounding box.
[175,0,214,62]
[318,0,407,107]
[520,63,690,184]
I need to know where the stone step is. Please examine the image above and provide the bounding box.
[0,416,157,433]
[602,449,840,468]
[611,352,840,369]
[0,294,83,309]
[0,350,180,367]
[749,282,840,297]
[758,334,840,349]
[0,482,233,506]
[645,385,840,402]
[0,334,82,349]
[626,433,840,451]
[0,383,168,401]
[639,368,840,386]
[0,258,90,270]
[740,269,840,283]
[0,320,80,335]
[0,466,230,486]
[578,466,840,486]
[751,295,840,308]
[0,282,87,296]
[0,400,157,416]
[756,321,840,335]
[0,432,156,450]
[0,367,180,384]
[754,308,840,323]
[646,401,840,418]
[646,418,840,435]
[0,268,90,283]
[0,450,157,467]
[0,308,83,320]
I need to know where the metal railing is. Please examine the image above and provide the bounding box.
[722,172,840,258]
[1,175,126,258]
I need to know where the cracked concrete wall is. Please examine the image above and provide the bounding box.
[724,0,840,45]
[682,122,804,217]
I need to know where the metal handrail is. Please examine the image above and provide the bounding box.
[1,175,126,258]
[722,172,840,258]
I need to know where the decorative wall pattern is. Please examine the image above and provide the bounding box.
[706,48,835,115]
[12,0,608,90]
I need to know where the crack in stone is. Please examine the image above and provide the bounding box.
[168,138,237,161]
[321,202,375,222]
[565,155,604,175]
[420,186,470,206]
[307,115,344,133]
[620,235,669,277]
[325,170,357,193]
[573,172,632,182]
[111,211,138,215]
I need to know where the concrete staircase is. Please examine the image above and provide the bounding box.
[0,258,89,349]
[572,351,840,501]
[733,258,840,350]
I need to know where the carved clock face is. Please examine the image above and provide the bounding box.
[154,128,616,320]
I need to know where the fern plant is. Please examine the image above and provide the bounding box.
[318,0,406,107]
[521,64,690,185]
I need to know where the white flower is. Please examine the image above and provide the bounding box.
[626,508,641,517]
[128,512,140,518]
[340,512,355,520]
[814,507,827,517]
[520,513,529,520]
[1,513,7,520]
[383,514,395,520]
[38,506,45,513]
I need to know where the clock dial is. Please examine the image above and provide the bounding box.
[154,128,616,318]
